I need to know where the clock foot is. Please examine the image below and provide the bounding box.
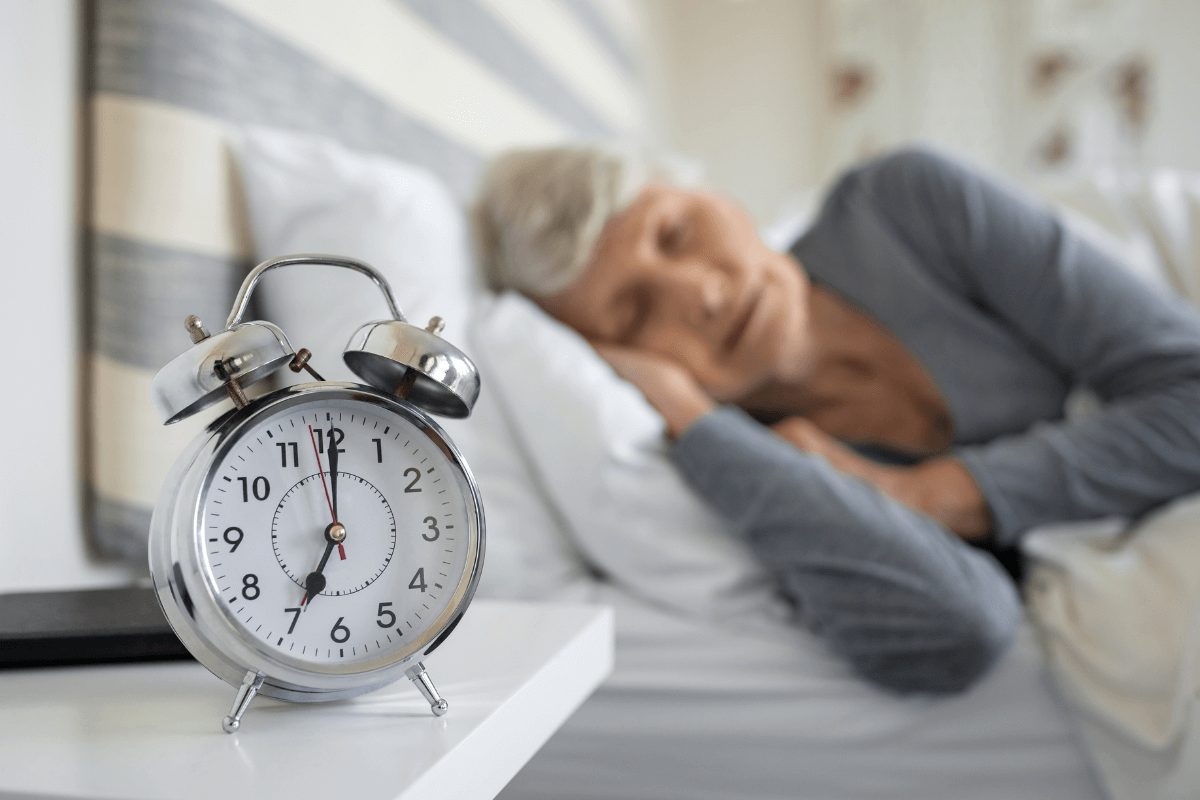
[405,662,449,717]
[222,670,265,733]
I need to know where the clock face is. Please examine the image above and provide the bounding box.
[198,394,477,673]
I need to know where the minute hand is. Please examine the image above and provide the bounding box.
[306,425,346,562]
[328,434,340,521]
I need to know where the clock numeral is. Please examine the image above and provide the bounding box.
[241,573,260,600]
[372,437,383,463]
[403,467,422,493]
[330,616,351,644]
[276,441,299,468]
[409,567,427,593]
[223,526,244,552]
[314,426,344,455]
[376,601,396,628]
[421,516,440,542]
[284,607,302,635]
[238,476,270,502]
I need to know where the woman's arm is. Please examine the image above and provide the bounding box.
[770,417,992,539]
[672,405,1020,694]
[837,148,1200,545]
[597,346,1019,695]
[596,345,991,536]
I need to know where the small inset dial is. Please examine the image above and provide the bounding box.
[271,472,397,597]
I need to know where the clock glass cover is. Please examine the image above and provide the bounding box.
[199,394,474,673]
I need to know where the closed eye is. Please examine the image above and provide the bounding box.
[657,217,690,255]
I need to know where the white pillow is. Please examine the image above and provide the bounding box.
[232,125,477,361]
[440,350,590,601]
[231,127,588,600]
[473,292,789,623]
[760,188,822,252]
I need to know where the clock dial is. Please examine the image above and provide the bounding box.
[271,472,396,596]
[199,396,474,671]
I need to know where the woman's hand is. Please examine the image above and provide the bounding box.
[771,417,992,540]
[593,343,715,438]
[593,343,994,539]
[770,418,887,481]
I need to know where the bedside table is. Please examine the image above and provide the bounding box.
[0,600,613,800]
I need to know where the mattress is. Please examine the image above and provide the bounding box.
[499,582,1102,800]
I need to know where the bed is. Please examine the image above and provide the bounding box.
[85,2,1102,797]
[502,585,1098,800]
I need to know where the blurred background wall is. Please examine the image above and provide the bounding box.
[641,0,824,223]
[0,1,129,590]
[642,0,1200,224]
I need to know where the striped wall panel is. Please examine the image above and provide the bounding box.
[86,0,644,560]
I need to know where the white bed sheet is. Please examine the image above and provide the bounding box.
[500,581,1102,800]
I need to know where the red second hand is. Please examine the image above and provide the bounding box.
[307,425,337,524]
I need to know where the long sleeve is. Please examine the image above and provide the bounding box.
[671,406,1020,694]
[835,148,1200,545]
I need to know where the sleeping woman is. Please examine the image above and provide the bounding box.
[471,145,1200,694]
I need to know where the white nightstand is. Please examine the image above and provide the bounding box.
[0,600,612,800]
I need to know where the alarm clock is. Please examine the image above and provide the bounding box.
[148,254,484,733]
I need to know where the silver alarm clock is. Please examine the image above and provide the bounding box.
[148,254,484,733]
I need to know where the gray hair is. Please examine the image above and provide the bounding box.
[471,145,692,296]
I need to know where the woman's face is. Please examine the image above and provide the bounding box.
[538,184,813,401]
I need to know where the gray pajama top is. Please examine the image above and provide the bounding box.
[669,148,1200,693]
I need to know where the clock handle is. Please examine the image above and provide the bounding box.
[405,662,449,717]
[225,253,408,330]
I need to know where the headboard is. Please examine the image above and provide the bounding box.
[87,0,643,560]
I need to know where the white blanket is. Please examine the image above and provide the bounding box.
[1023,497,1200,800]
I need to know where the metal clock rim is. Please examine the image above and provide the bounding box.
[151,382,485,701]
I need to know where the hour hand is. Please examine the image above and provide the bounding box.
[300,538,336,607]
[301,570,327,607]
